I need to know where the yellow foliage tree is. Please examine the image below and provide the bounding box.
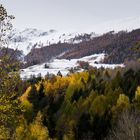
[29,112,50,140]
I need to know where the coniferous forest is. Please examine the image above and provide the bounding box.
[1,4,140,140]
[1,57,140,140]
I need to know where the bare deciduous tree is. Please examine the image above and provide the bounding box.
[107,109,140,140]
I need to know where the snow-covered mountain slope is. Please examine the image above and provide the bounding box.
[6,16,140,56]
[8,28,97,55]
[20,53,124,79]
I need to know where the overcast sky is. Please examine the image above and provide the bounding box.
[1,0,140,33]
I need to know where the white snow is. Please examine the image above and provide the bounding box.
[8,28,97,55]
[20,53,124,79]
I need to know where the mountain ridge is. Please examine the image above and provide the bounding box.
[8,28,97,55]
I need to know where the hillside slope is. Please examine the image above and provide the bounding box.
[25,29,140,66]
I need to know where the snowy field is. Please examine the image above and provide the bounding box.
[20,53,124,79]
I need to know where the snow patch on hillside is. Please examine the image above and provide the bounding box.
[20,53,124,79]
